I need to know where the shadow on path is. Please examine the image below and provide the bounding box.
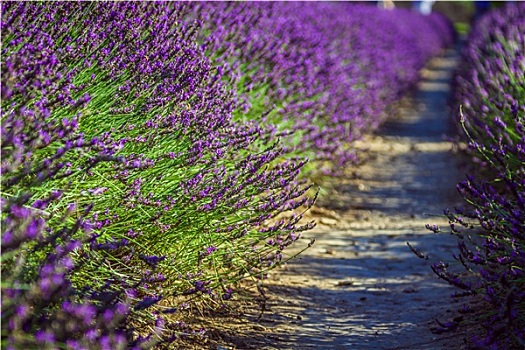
[247,47,471,350]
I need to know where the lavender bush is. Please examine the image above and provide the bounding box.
[0,24,165,348]
[421,4,525,348]
[193,3,455,172]
[2,2,453,347]
[1,3,314,345]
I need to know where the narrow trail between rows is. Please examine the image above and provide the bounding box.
[247,48,470,349]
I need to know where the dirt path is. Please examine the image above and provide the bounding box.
[243,48,471,349]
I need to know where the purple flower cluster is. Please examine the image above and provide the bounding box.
[2,2,454,347]
[1,2,314,344]
[433,3,525,348]
[0,81,163,349]
[193,3,455,171]
[0,3,187,347]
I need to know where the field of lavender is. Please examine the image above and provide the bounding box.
[1,3,455,349]
[422,3,525,348]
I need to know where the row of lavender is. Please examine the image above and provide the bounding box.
[1,3,453,349]
[430,4,524,348]
[199,3,455,172]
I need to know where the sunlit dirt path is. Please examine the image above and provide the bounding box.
[237,47,472,350]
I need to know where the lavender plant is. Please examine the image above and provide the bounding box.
[192,3,455,173]
[2,2,455,347]
[418,3,525,348]
[0,17,166,347]
[1,0,314,324]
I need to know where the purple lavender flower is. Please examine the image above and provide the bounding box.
[2,2,456,348]
[429,3,525,347]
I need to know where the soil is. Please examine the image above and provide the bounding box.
[187,47,476,350]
